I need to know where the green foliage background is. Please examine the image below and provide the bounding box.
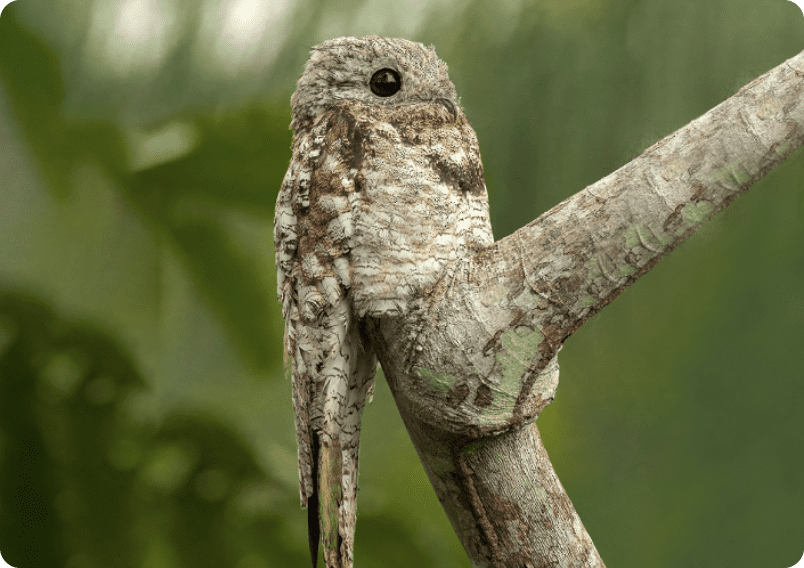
[0,1,802,567]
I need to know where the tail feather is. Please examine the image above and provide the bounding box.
[293,298,376,568]
[316,409,368,568]
[319,435,344,567]
[308,499,320,568]
[308,434,320,568]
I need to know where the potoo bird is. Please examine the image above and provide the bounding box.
[274,36,493,568]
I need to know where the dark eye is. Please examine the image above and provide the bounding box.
[369,68,402,97]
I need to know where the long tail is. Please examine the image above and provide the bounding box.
[319,359,376,564]
[302,302,376,568]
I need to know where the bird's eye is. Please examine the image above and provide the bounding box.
[369,68,402,97]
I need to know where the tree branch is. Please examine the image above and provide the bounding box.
[369,50,803,567]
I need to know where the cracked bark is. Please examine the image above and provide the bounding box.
[369,50,803,567]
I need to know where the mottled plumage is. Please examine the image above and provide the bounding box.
[274,36,493,568]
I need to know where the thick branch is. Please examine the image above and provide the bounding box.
[371,50,803,567]
[500,49,804,355]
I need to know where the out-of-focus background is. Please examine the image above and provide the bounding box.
[0,1,802,567]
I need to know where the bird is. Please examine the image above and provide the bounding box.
[274,35,493,568]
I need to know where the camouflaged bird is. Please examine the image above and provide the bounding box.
[274,36,493,568]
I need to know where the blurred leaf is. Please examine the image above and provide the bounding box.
[0,6,287,372]
[0,7,128,197]
[0,291,144,568]
[0,6,66,195]
[128,107,291,213]
[0,291,307,568]
[123,105,293,370]
[139,413,305,568]
[167,217,275,370]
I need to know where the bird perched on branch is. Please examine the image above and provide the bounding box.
[274,35,493,568]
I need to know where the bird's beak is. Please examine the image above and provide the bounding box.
[436,97,458,122]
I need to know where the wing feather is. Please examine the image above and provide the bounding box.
[274,116,377,568]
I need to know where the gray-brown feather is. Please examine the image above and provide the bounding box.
[274,35,493,568]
